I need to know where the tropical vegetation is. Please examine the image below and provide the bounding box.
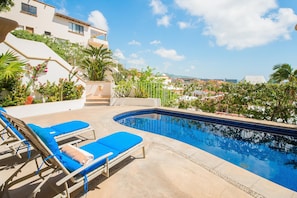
[3,30,297,124]
[12,30,85,67]
[0,0,14,12]
[179,73,297,124]
[113,66,178,107]
[80,45,113,81]
[0,50,83,106]
[269,63,297,83]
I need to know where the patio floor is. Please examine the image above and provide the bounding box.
[1,106,296,198]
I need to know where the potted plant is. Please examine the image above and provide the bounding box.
[80,45,114,98]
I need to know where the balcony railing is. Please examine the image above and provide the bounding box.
[113,82,179,107]
[88,38,108,48]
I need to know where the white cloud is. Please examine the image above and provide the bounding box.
[128,40,141,46]
[88,10,109,31]
[175,0,297,49]
[150,40,161,45]
[154,48,185,61]
[56,7,68,15]
[177,21,191,29]
[127,57,146,67]
[157,15,171,27]
[113,49,125,60]
[150,0,167,15]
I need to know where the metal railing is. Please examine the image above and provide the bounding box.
[113,82,179,107]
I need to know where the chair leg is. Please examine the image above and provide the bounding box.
[92,129,96,140]
[142,146,146,158]
[0,157,34,197]
[31,169,56,198]
[64,182,70,198]
[102,158,110,177]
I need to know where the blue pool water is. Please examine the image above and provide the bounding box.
[114,109,297,192]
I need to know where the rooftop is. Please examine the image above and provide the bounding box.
[1,106,296,198]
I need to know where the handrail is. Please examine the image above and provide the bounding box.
[3,40,86,84]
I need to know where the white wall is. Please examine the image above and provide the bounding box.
[0,0,107,47]
[4,99,85,118]
[0,33,86,90]
[0,0,55,35]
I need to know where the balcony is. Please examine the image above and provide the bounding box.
[88,37,109,48]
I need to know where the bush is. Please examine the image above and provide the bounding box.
[37,79,84,102]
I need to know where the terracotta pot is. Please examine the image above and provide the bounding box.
[25,96,34,105]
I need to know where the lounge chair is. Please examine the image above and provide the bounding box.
[0,107,96,158]
[1,112,145,198]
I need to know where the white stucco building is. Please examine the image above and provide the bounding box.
[0,0,108,48]
[241,75,267,84]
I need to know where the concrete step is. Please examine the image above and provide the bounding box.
[85,97,110,106]
[84,101,110,106]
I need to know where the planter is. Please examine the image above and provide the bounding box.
[4,99,85,118]
[85,81,114,98]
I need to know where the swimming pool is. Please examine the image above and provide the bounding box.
[114,108,297,192]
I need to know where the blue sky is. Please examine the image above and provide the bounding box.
[43,0,297,81]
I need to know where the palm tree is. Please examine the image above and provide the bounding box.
[0,51,25,82]
[269,63,297,83]
[80,45,113,81]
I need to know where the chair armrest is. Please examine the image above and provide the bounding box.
[56,152,113,186]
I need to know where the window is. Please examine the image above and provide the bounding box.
[69,23,84,35]
[21,3,37,16]
[44,31,51,36]
[26,27,34,33]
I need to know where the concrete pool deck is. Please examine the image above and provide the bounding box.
[1,106,297,198]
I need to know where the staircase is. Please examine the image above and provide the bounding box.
[84,81,113,106]
[85,96,110,106]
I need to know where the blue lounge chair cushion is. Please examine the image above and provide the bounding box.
[28,121,90,137]
[28,128,142,176]
[29,124,61,155]
[60,143,119,174]
[0,107,25,140]
[50,120,90,136]
[97,131,143,153]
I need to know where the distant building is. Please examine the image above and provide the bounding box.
[200,78,238,83]
[0,0,108,48]
[158,74,172,85]
[224,79,238,83]
[241,75,266,84]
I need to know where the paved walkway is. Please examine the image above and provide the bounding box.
[1,106,296,198]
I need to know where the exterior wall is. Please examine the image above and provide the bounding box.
[0,33,86,92]
[4,99,85,118]
[0,0,108,47]
[0,0,55,35]
[52,16,87,46]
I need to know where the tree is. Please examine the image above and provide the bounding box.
[0,0,14,12]
[269,63,297,83]
[0,50,27,106]
[0,51,25,83]
[80,45,113,81]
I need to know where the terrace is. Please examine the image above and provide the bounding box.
[1,105,296,198]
